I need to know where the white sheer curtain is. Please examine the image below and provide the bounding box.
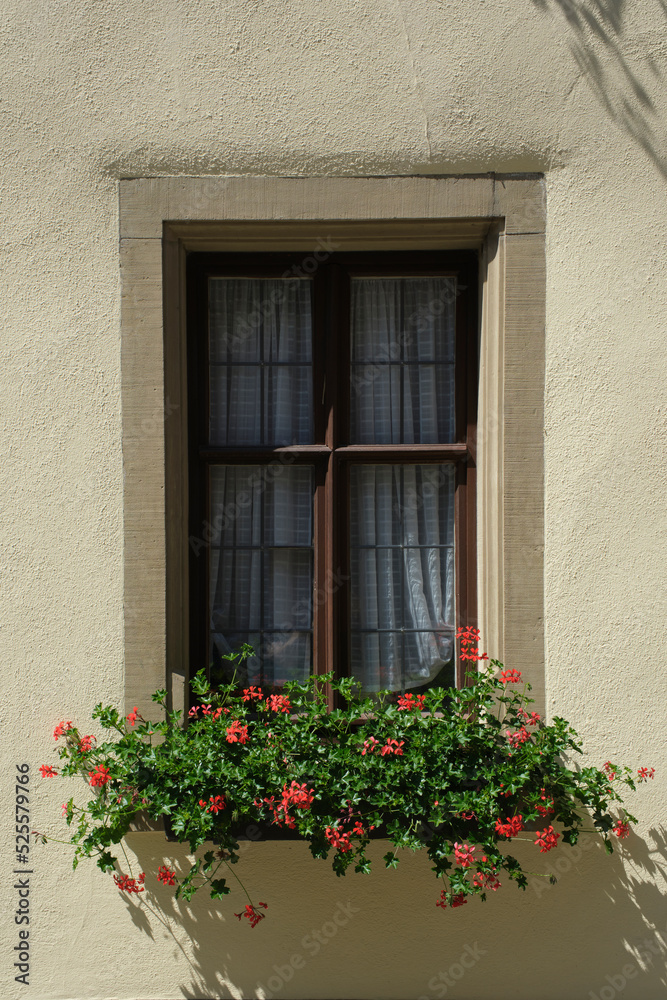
[209,466,314,687]
[349,277,457,691]
[350,465,455,692]
[350,277,456,444]
[209,278,313,446]
[207,277,314,686]
[205,274,457,692]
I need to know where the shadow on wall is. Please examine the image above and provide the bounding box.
[117,828,667,1000]
[532,0,667,178]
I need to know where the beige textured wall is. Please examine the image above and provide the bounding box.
[1,1,666,998]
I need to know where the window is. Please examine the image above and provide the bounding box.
[186,251,478,698]
[121,176,545,718]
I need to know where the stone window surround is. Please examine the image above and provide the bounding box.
[119,175,545,719]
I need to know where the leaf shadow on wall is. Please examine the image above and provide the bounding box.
[115,825,667,1000]
[532,0,667,178]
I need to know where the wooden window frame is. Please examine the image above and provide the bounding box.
[119,173,546,723]
[185,250,478,700]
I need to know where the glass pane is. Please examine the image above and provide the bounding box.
[209,365,313,446]
[350,465,455,547]
[350,277,456,444]
[210,633,311,689]
[210,549,262,631]
[210,465,313,548]
[263,550,313,629]
[350,364,454,444]
[210,278,313,363]
[208,277,313,445]
[349,465,455,693]
[208,465,314,687]
[350,632,455,694]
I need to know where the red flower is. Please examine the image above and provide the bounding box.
[473,868,501,891]
[157,865,177,886]
[126,706,140,727]
[536,789,555,817]
[242,686,262,702]
[88,764,111,788]
[637,767,655,782]
[188,706,199,717]
[460,650,490,662]
[261,782,314,827]
[453,842,476,868]
[456,625,489,662]
[78,735,95,753]
[212,707,230,720]
[603,761,617,781]
[436,889,467,909]
[235,902,268,928]
[199,795,226,814]
[361,737,380,756]
[225,720,249,744]
[495,814,523,838]
[53,721,73,740]
[613,819,631,839]
[200,704,213,716]
[518,708,541,726]
[325,825,353,853]
[379,739,404,757]
[499,670,522,685]
[507,727,530,747]
[39,765,58,778]
[113,872,145,894]
[535,825,560,852]
[397,693,426,711]
[283,781,314,810]
[265,694,292,714]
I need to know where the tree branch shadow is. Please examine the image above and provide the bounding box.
[532,0,667,178]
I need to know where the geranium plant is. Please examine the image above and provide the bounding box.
[37,628,653,925]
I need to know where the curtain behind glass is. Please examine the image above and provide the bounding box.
[206,277,314,686]
[209,466,314,687]
[350,277,456,444]
[209,278,313,446]
[350,465,455,692]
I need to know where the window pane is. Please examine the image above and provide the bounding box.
[208,465,314,687]
[350,277,456,444]
[349,465,455,692]
[210,278,313,363]
[210,365,313,446]
[214,633,312,690]
[208,277,313,445]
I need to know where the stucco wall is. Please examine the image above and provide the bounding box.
[1,1,666,998]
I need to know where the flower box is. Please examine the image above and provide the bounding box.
[38,629,652,924]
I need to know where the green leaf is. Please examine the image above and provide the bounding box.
[209,878,230,899]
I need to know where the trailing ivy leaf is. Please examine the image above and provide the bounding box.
[209,879,230,899]
[45,648,652,912]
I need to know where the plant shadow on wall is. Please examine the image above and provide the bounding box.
[106,831,667,1000]
[34,632,667,998]
[532,0,667,178]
